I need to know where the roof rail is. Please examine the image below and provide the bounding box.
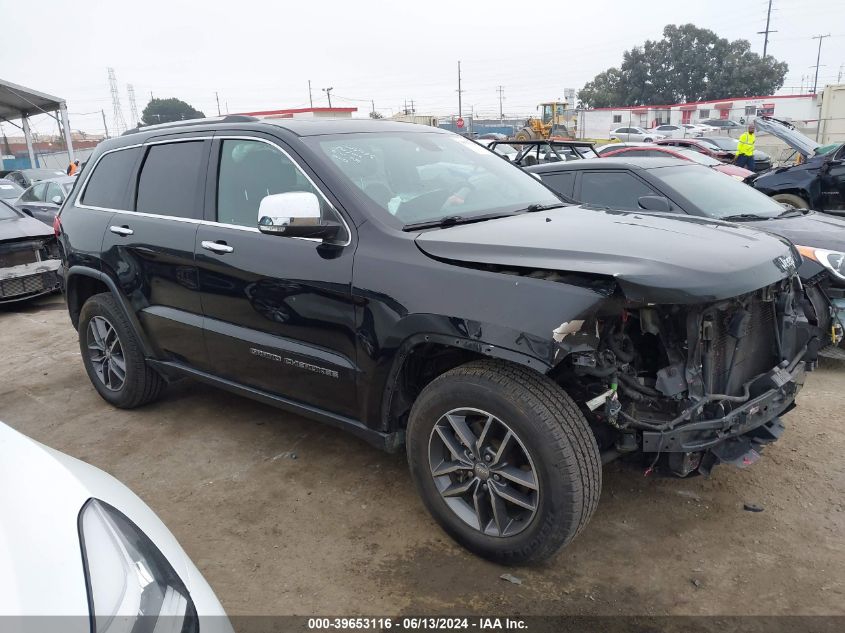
[121,114,259,136]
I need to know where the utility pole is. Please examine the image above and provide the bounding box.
[101,110,110,139]
[215,92,221,116]
[308,80,313,108]
[457,60,463,121]
[496,85,505,121]
[811,34,831,94]
[409,99,415,114]
[371,99,376,116]
[757,0,777,57]
[838,63,843,83]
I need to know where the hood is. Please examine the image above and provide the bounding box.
[415,206,796,304]
[754,117,820,158]
[0,214,54,243]
[749,210,845,252]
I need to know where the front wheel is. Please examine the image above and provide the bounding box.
[406,360,601,564]
[772,193,809,209]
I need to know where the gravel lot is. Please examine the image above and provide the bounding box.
[2,294,844,616]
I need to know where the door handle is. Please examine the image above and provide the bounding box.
[201,240,234,254]
[109,225,134,236]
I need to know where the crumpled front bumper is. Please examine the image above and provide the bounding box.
[0,259,61,303]
[640,360,806,454]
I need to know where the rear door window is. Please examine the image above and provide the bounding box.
[540,172,576,198]
[136,141,207,219]
[577,171,659,210]
[81,147,142,209]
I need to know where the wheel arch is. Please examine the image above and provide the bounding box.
[379,333,554,435]
[65,266,155,357]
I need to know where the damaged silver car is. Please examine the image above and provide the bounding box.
[0,199,61,303]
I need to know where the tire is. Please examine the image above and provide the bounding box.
[78,292,165,408]
[643,137,653,143]
[772,193,809,209]
[406,359,601,564]
[515,128,534,142]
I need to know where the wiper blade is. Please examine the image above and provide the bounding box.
[721,213,764,222]
[402,212,513,231]
[523,203,568,212]
[776,208,806,218]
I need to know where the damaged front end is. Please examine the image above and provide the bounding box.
[0,238,62,303]
[555,275,825,477]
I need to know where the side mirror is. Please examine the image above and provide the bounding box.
[257,192,340,241]
[637,195,672,212]
[51,195,63,205]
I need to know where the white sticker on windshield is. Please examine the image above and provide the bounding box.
[0,185,13,189]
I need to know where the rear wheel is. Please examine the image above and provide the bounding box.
[772,193,809,209]
[78,293,165,408]
[406,360,601,564]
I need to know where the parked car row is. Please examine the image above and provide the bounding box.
[46,116,838,568]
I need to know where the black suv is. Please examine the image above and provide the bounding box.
[58,116,824,563]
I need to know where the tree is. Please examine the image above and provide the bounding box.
[141,98,205,126]
[369,110,384,119]
[578,24,789,108]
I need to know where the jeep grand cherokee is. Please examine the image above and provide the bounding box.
[57,116,827,563]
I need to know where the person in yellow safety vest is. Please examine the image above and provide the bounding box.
[735,123,756,171]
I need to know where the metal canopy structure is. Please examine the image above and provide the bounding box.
[0,78,74,167]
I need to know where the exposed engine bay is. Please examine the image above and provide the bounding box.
[554,276,836,477]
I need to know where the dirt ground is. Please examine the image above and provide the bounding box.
[1,294,843,617]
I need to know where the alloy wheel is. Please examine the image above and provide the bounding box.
[86,316,126,391]
[428,407,539,537]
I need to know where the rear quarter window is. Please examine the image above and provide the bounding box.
[81,147,142,209]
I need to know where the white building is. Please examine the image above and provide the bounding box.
[579,93,821,139]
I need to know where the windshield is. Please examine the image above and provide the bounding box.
[675,149,721,166]
[574,145,599,158]
[657,165,786,219]
[706,137,739,151]
[307,132,560,227]
[0,200,21,219]
[491,143,518,157]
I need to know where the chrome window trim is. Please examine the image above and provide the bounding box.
[75,134,352,247]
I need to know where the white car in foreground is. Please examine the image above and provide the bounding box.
[0,422,232,633]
